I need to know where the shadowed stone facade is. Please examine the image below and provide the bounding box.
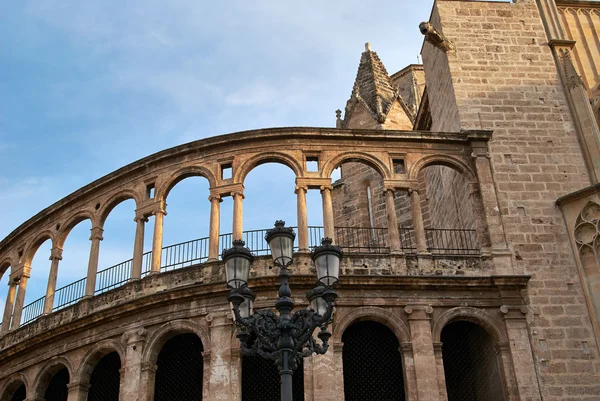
[2,0,600,400]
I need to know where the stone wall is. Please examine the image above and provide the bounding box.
[422,0,600,398]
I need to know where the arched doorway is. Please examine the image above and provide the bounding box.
[44,368,69,401]
[87,352,121,401]
[441,321,505,401]
[342,320,405,400]
[154,333,204,400]
[0,381,26,401]
[242,353,304,401]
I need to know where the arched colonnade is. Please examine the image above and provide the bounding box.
[0,129,504,334]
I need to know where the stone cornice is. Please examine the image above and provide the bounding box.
[555,183,600,207]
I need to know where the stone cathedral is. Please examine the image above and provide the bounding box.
[1,0,600,400]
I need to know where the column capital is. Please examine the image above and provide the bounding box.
[294,185,308,194]
[206,311,233,327]
[230,191,245,199]
[467,182,480,194]
[319,185,333,192]
[405,305,433,320]
[208,194,222,203]
[134,213,149,223]
[407,187,419,195]
[383,186,396,195]
[500,305,528,319]
[433,342,443,354]
[50,247,63,261]
[89,226,104,241]
[67,381,90,393]
[122,326,147,345]
[141,362,158,374]
[400,342,414,354]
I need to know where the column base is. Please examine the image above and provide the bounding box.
[207,258,219,263]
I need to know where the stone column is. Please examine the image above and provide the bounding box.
[400,343,418,401]
[296,185,309,252]
[232,191,244,240]
[131,214,148,280]
[320,185,335,241]
[468,182,492,251]
[120,328,147,401]
[230,347,242,401]
[433,342,449,401]
[332,341,345,401]
[10,272,30,330]
[67,381,89,401]
[405,305,440,401]
[1,278,17,334]
[206,313,235,401]
[139,362,158,401]
[500,305,542,400]
[151,203,167,274]
[208,194,221,261]
[85,226,104,297]
[44,247,63,314]
[311,350,338,401]
[384,188,401,253]
[409,189,428,254]
[471,142,512,274]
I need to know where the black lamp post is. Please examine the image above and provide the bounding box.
[224,221,342,401]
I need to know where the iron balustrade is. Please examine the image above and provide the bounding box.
[334,226,389,253]
[9,226,481,329]
[96,259,133,294]
[53,277,86,310]
[21,295,45,325]
[161,236,210,272]
[425,228,480,255]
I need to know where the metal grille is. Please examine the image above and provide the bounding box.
[342,321,406,401]
[242,355,304,401]
[9,384,26,401]
[155,333,204,401]
[44,368,69,401]
[88,352,121,401]
[442,321,505,401]
[425,228,480,255]
[335,227,389,253]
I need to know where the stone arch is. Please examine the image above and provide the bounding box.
[321,152,391,180]
[56,211,96,249]
[156,166,218,202]
[408,154,477,182]
[234,152,302,183]
[74,339,125,384]
[0,372,28,401]
[32,356,74,399]
[0,257,14,280]
[333,306,410,344]
[432,307,508,344]
[142,319,211,366]
[23,230,55,267]
[98,190,142,226]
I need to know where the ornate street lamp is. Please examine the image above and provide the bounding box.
[224,221,342,401]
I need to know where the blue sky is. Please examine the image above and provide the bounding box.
[0,1,433,316]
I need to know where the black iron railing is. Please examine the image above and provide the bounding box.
[11,226,480,329]
[335,226,389,253]
[425,228,479,255]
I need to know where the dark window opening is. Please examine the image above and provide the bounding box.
[442,321,505,401]
[88,352,121,401]
[8,384,26,401]
[342,321,405,401]
[242,334,304,401]
[44,368,69,401]
[154,333,204,401]
[393,159,406,175]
